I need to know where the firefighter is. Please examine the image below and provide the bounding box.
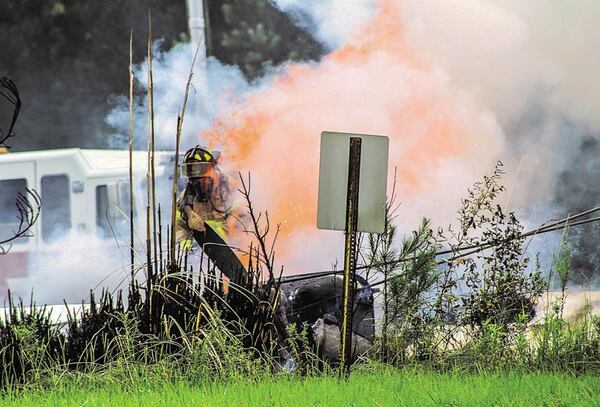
[176,146,295,370]
[176,146,231,251]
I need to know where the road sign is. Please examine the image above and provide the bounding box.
[317,131,389,234]
[316,131,389,377]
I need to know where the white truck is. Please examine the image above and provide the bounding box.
[0,148,173,293]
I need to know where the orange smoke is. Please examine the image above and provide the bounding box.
[205,0,504,270]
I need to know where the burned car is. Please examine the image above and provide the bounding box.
[281,273,376,363]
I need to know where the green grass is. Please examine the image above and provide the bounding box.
[2,367,599,406]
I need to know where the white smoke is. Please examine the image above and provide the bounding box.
[396,0,600,271]
[269,0,600,208]
[398,1,600,206]
[272,0,375,49]
[268,0,600,267]
[4,169,161,304]
[105,42,259,151]
[5,42,266,305]
[9,230,129,304]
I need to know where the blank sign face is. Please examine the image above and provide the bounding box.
[317,131,389,234]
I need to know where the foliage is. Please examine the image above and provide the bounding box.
[376,219,438,362]
[437,162,546,331]
[0,297,64,390]
[0,166,295,391]
[462,207,546,328]
[368,164,600,375]
[364,175,438,362]
[0,0,323,151]
[385,219,438,324]
[0,0,188,151]
[207,0,323,80]
[0,259,285,391]
[365,162,552,364]
[3,162,600,396]
[552,236,572,318]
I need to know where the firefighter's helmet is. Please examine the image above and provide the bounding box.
[182,146,221,179]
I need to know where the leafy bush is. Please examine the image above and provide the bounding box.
[434,162,546,332]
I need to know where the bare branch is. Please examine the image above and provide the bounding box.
[237,172,276,279]
[0,189,41,253]
[0,77,22,147]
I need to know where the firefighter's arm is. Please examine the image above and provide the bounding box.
[178,186,207,233]
[182,205,206,233]
[176,188,200,250]
[175,208,195,251]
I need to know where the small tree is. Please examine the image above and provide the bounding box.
[441,162,546,331]
[366,201,438,360]
[462,206,546,329]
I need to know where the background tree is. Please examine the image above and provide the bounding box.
[0,0,188,151]
[0,0,323,151]
[207,0,323,80]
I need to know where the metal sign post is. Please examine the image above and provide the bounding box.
[317,130,389,378]
[340,137,361,377]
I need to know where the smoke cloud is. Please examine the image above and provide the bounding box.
[396,1,600,276]
[272,0,375,49]
[105,42,257,151]
[206,0,505,271]
[5,179,153,305]
[203,0,600,272]
[3,43,262,304]
[10,230,128,304]
[398,1,600,209]
[8,0,600,301]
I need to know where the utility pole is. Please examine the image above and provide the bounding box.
[184,0,209,118]
[185,0,210,59]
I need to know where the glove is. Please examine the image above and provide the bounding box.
[179,238,194,252]
[183,205,206,233]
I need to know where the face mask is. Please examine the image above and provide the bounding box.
[192,177,214,202]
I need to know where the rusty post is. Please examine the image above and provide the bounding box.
[340,137,361,377]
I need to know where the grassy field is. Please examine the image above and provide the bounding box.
[2,367,599,406]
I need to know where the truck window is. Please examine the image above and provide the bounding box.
[0,178,28,244]
[96,185,110,238]
[41,175,72,241]
[117,181,133,218]
[96,182,133,239]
